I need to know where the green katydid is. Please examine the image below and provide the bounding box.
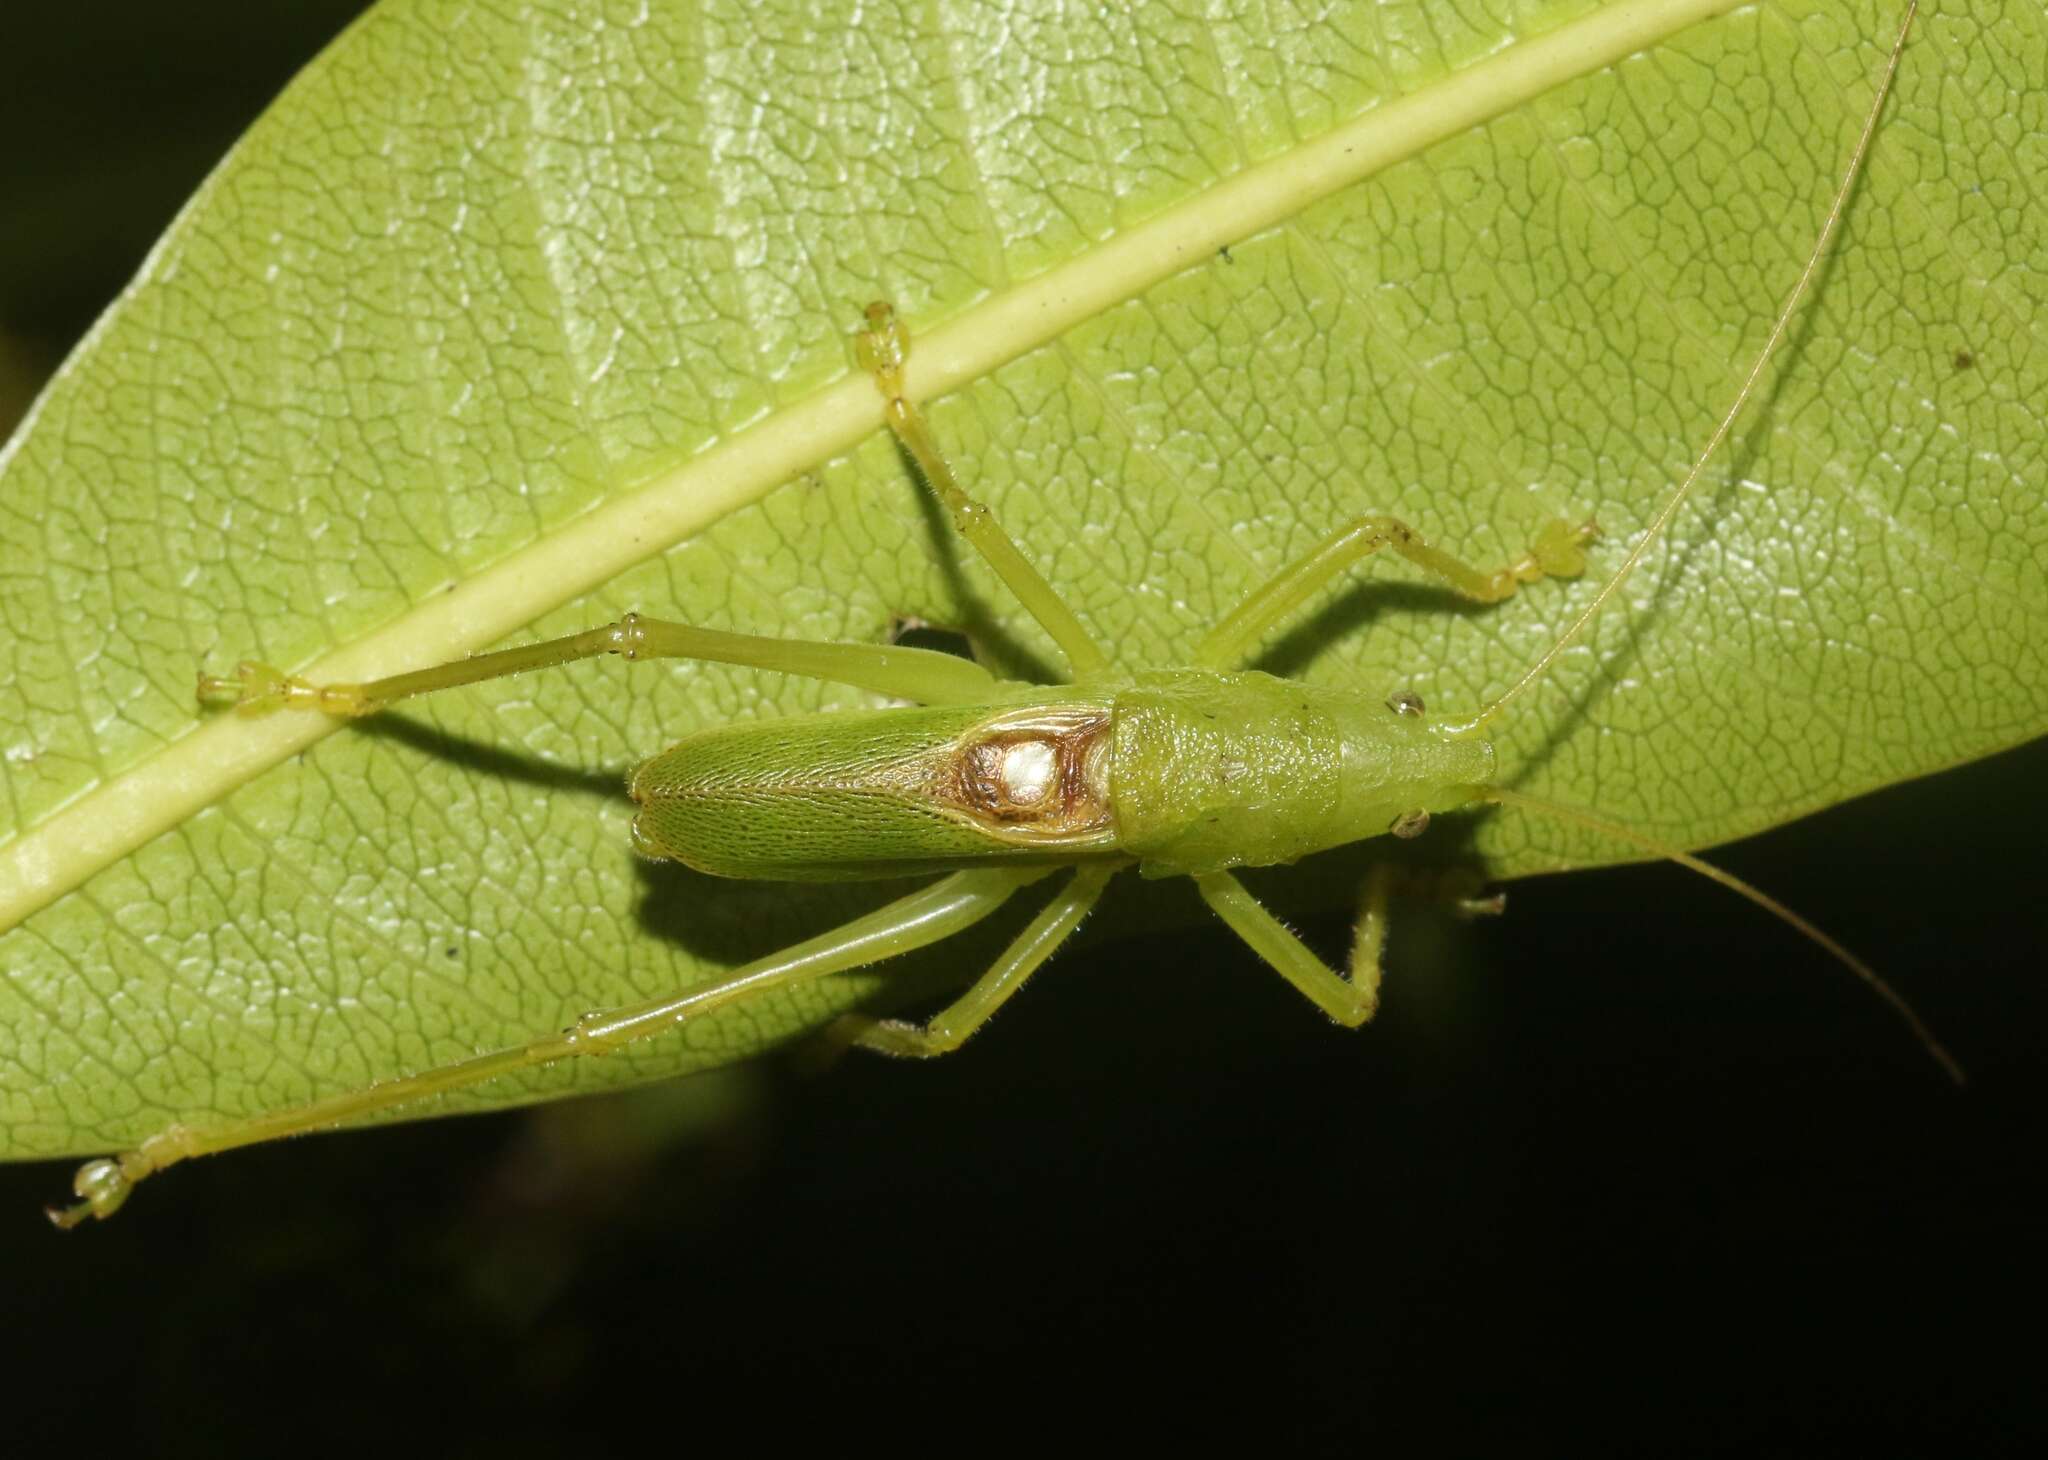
[48,0,1949,1230]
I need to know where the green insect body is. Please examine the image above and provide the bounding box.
[47,2,1946,1230]
[630,692,1121,880]
[1106,672,1493,878]
[633,671,1490,883]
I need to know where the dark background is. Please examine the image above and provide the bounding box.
[3,6,2041,1452]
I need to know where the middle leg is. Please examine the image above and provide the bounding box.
[839,862,1119,1057]
[856,302,1110,679]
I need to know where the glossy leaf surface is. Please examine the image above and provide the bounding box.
[2,0,2042,1156]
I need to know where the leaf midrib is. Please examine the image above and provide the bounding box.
[0,0,1743,938]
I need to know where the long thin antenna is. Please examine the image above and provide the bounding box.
[1446,0,1919,739]
[1484,784,1963,1084]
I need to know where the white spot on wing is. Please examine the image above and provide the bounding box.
[999,742,1056,806]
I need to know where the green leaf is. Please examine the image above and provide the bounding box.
[2,0,2042,1161]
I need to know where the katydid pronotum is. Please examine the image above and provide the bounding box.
[49,0,1953,1229]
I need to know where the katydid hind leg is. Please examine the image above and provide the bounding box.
[47,868,1049,1227]
[840,864,1118,1057]
[201,612,1003,719]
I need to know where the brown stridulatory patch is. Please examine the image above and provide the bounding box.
[946,705,1115,842]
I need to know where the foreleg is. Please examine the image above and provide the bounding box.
[1195,514,1594,670]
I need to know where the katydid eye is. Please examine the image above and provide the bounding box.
[1389,809,1430,839]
